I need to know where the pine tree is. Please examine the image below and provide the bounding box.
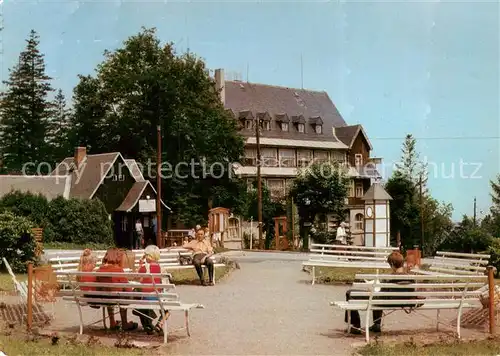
[394,134,428,193]
[47,89,71,162]
[0,30,54,174]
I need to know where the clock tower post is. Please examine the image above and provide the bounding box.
[361,182,393,247]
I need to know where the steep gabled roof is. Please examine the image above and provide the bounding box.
[116,180,170,212]
[225,81,347,142]
[51,152,122,199]
[335,124,373,150]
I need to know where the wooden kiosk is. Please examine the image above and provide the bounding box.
[273,216,288,251]
[208,207,230,248]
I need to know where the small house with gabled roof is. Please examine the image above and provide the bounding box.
[0,147,169,247]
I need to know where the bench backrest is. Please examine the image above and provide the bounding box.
[350,273,487,306]
[429,251,491,276]
[55,270,180,306]
[49,248,193,272]
[309,244,396,263]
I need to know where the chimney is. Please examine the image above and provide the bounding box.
[214,68,225,105]
[74,147,86,168]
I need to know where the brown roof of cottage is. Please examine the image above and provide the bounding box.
[225,81,347,142]
[51,152,121,199]
[116,180,170,212]
[335,124,373,150]
[0,175,72,200]
[124,159,145,182]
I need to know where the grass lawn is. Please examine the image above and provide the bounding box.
[357,338,500,356]
[43,242,112,250]
[0,272,26,293]
[0,333,147,356]
[306,267,391,284]
[166,266,233,285]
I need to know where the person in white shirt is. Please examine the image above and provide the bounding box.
[336,222,347,245]
[134,219,143,249]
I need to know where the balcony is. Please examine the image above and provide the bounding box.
[242,156,296,168]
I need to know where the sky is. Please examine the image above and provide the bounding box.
[1,0,499,221]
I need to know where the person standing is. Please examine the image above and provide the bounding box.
[151,216,157,244]
[336,222,348,245]
[135,219,144,249]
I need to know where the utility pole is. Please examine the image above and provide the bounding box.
[256,118,263,249]
[473,197,477,227]
[419,176,424,257]
[156,125,162,248]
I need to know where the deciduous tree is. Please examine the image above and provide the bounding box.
[289,162,349,250]
[70,27,244,223]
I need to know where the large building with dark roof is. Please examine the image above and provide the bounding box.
[215,69,381,243]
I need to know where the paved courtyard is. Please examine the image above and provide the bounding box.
[34,255,484,355]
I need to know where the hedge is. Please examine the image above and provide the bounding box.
[0,191,114,246]
[0,211,38,273]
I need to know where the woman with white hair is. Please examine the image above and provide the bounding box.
[134,245,163,334]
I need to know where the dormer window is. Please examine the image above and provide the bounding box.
[281,122,289,132]
[257,112,272,131]
[261,121,271,131]
[309,116,323,135]
[355,154,363,166]
[298,123,305,133]
[245,120,253,129]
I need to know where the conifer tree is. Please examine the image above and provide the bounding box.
[47,89,71,162]
[394,134,428,193]
[0,30,54,174]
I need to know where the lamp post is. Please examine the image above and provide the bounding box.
[156,124,162,248]
[256,118,263,249]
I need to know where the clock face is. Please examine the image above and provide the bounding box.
[366,206,373,218]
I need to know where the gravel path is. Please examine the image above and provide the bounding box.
[42,258,483,355]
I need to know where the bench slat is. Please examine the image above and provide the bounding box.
[436,251,490,259]
[352,282,485,289]
[357,274,487,281]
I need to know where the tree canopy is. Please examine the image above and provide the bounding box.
[69,27,245,225]
[289,162,349,249]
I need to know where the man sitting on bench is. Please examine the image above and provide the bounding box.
[183,228,215,286]
[344,251,415,334]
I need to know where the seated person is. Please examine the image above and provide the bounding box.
[183,228,215,286]
[344,251,416,334]
[77,249,100,309]
[133,245,164,334]
[96,248,138,331]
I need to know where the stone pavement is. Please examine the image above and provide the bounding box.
[32,258,488,355]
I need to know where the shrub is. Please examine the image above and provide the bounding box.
[0,191,50,227]
[47,197,113,246]
[488,238,500,278]
[0,212,38,273]
[0,192,114,247]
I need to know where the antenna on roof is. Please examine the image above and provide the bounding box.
[300,54,304,89]
[185,14,190,54]
[246,63,249,83]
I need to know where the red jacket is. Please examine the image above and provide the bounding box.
[138,262,162,293]
[96,264,131,292]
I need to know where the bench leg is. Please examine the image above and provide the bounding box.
[436,310,440,331]
[456,307,463,339]
[102,308,107,329]
[365,311,370,343]
[163,318,168,344]
[76,303,84,335]
[346,310,351,333]
[312,267,316,286]
[185,310,191,337]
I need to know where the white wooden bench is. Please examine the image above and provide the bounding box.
[49,248,225,285]
[302,244,397,285]
[55,270,204,344]
[331,273,486,342]
[415,251,490,276]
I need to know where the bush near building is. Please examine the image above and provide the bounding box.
[0,191,114,247]
[0,211,38,273]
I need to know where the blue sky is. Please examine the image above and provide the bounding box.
[2,0,499,220]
